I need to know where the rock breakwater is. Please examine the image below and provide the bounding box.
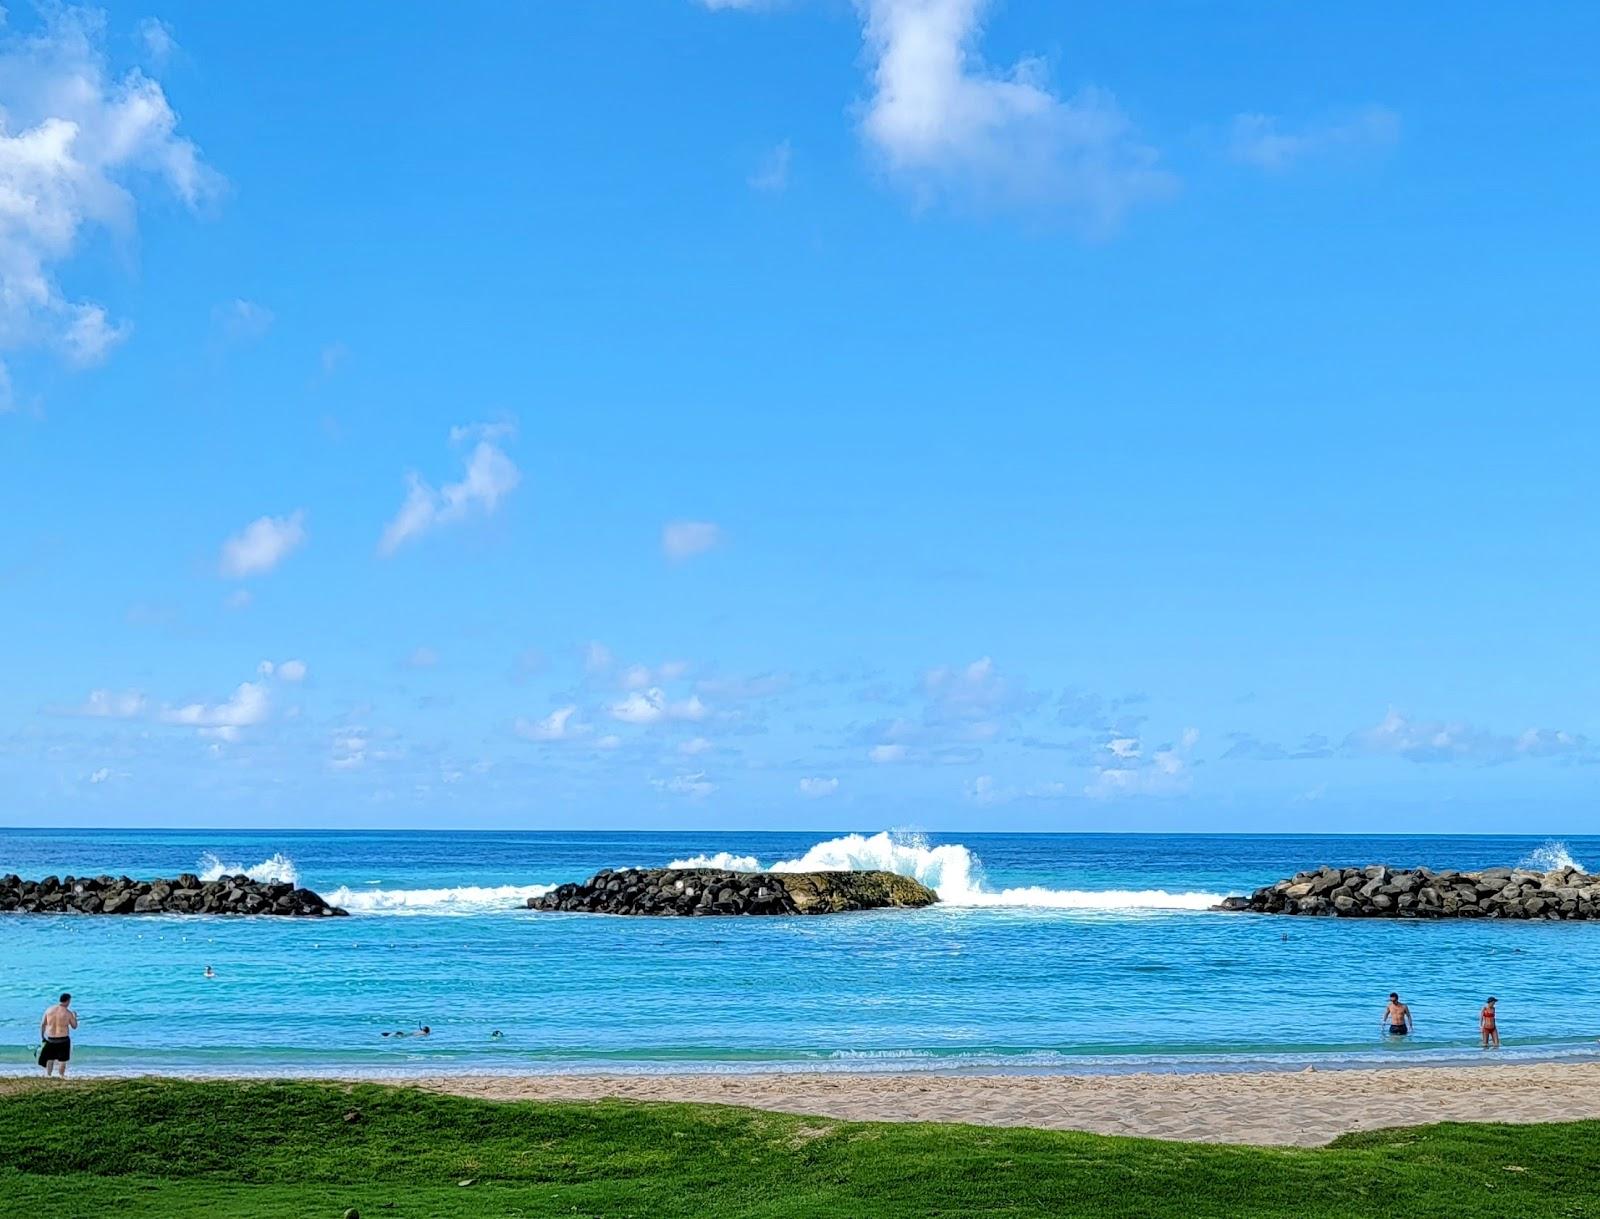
[0,872,348,917]
[1219,864,1600,920]
[527,867,938,916]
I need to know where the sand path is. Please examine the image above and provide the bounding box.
[403,1061,1600,1147]
[7,1061,1600,1147]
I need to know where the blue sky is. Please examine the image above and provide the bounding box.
[2,1,1598,831]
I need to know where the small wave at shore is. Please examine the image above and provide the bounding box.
[1519,841,1585,872]
[326,883,555,915]
[198,852,299,885]
[669,832,1224,912]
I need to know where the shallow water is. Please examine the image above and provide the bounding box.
[3,828,1597,1076]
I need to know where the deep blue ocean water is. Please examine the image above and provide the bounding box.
[4,828,1599,1077]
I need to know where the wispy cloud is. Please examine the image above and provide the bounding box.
[379,431,520,555]
[662,520,724,562]
[1347,709,1590,765]
[1229,106,1400,172]
[749,139,792,192]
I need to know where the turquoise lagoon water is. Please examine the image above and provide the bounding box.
[3,829,1600,1077]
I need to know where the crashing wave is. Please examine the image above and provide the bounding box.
[325,883,556,915]
[197,851,299,885]
[665,852,761,871]
[685,831,1224,911]
[1519,840,1585,873]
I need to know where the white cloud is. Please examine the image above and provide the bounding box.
[1348,709,1589,765]
[799,776,839,798]
[621,661,692,690]
[448,419,517,444]
[515,706,589,742]
[855,0,1171,225]
[88,766,111,784]
[869,743,907,763]
[75,689,146,718]
[258,658,307,683]
[215,298,273,341]
[219,511,306,578]
[161,681,269,738]
[1229,106,1400,172]
[749,139,792,192]
[653,771,717,798]
[662,520,725,562]
[1085,728,1196,798]
[138,18,176,66]
[379,437,520,555]
[0,9,220,396]
[679,736,713,755]
[596,734,623,750]
[610,687,709,725]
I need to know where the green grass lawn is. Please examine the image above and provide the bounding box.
[1,1079,1597,1218]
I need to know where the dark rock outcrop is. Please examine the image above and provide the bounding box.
[0,872,347,917]
[1219,864,1600,920]
[526,867,938,916]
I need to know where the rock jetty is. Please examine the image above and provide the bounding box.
[1219,864,1600,920]
[527,867,938,916]
[0,872,347,917]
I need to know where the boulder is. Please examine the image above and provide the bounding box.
[527,867,938,917]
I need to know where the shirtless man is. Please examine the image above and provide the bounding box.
[1382,992,1413,1037]
[39,993,78,1077]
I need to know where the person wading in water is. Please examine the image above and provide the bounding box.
[38,993,78,1077]
[1382,992,1413,1038]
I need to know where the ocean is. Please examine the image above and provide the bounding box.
[3,828,1598,1077]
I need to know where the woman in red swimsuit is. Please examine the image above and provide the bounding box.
[1481,996,1499,1049]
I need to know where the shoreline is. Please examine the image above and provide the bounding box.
[8,1059,1600,1146]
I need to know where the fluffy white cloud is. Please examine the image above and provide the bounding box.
[379,438,520,555]
[855,0,1170,224]
[799,776,839,798]
[75,688,146,718]
[749,139,792,192]
[679,736,713,755]
[1229,106,1399,172]
[610,687,709,725]
[662,520,724,562]
[869,743,907,763]
[515,706,589,742]
[258,658,308,683]
[620,660,691,690]
[652,771,716,797]
[219,511,306,578]
[160,681,269,741]
[88,766,112,784]
[1084,727,1196,798]
[0,9,220,402]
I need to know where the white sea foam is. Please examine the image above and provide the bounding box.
[760,831,1223,911]
[1519,840,1585,873]
[325,883,555,915]
[665,852,761,871]
[197,851,299,885]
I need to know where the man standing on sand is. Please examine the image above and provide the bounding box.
[38,993,77,1077]
[1382,992,1413,1037]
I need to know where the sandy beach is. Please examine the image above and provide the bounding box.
[393,1061,1600,1147]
